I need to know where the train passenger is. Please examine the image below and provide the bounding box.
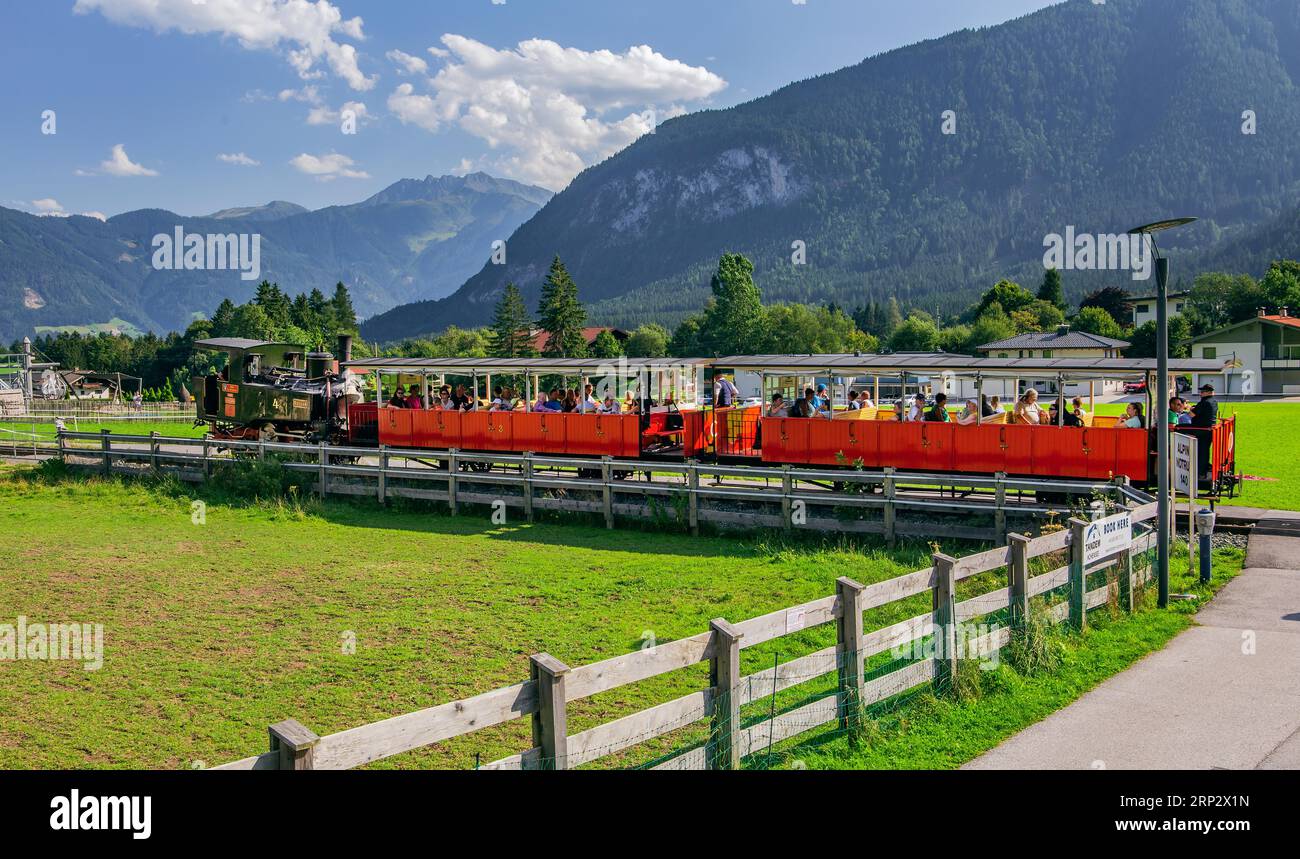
[1168,396,1192,426]
[532,391,549,412]
[387,385,408,409]
[405,387,423,410]
[812,385,831,416]
[859,391,876,409]
[846,390,861,410]
[599,395,619,414]
[577,383,598,413]
[766,393,788,418]
[1124,402,1146,429]
[1071,397,1088,424]
[925,393,950,422]
[544,389,564,412]
[1013,390,1042,425]
[489,386,505,410]
[989,395,1002,415]
[907,394,925,423]
[787,393,810,418]
[979,394,997,418]
[957,399,980,425]
[714,374,739,408]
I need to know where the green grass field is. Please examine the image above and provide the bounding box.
[1091,401,1299,511]
[0,463,1245,770]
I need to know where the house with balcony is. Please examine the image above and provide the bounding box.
[1187,309,1300,396]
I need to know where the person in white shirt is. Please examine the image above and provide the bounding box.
[907,395,925,423]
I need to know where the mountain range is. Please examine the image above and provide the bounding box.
[0,173,551,344]
[364,0,1300,341]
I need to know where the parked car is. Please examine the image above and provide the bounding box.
[1123,379,1147,394]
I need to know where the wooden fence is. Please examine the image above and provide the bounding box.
[211,502,1159,771]
[56,431,1152,546]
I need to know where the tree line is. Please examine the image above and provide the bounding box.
[13,254,1298,397]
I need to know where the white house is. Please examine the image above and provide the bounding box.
[1188,309,1300,395]
[1128,290,1190,326]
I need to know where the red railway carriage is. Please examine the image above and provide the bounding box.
[342,356,712,462]
[339,352,1238,496]
[708,353,1238,494]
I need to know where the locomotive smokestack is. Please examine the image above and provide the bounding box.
[336,334,353,364]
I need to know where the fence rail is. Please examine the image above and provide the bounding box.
[210,502,1158,770]
[53,430,1152,547]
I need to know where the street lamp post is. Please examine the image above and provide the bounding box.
[1128,217,1197,609]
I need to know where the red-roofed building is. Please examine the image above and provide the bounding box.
[527,327,629,354]
[1188,308,1300,395]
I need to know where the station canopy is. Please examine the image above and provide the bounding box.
[711,352,1227,380]
[344,356,713,376]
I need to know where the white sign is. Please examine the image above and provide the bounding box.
[1173,433,1197,497]
[1082,512,1132,565]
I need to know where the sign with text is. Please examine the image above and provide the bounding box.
[1083,511,1132,565]
[1173,433,1198,497]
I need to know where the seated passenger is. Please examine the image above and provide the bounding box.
[925,393,950,422]
[957,399,980,426]
[847,390,861,410]
[907,395,926,423]
[979,394,998,418]
[1013,389,1042,425]
[532,391,549,412]
[766,393,788,417]
[577,383,598,414]
[1071,397,1088,424]
[1055,403,1083,427]
[489,386,505,411]
[599,395,619,414]
[405,388,423,410]
[858,391,876,409]
[388,385,408,409]
[544,389,564,412]
[1124,402,1146,429]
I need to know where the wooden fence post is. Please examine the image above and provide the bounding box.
[883,467,897,547]
[1008,533,1031,631]
[149,431,160,473]
[100,429,111,477]
[448,449,459,515]
[601,456,614,529]
[932,554,958,691]
[994,472,1008,544]
[835,577,866,731]
[268,719,320,770]
[687,460,700,536]
[57,428,66,460]
[522,453,534,523]
[529,653,570,770]
[1118,545,1134,613]
[317,442,327,498]
[1068,517,1088,631]
[376,445,388,504]
[202,437,211,478]
[707,619,743,770]
[781,465,793,531]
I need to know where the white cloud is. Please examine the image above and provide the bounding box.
[386,35,726,189]
[386,49,427,76]
[306,100,368,126]
[217,152,261,166]
[73,0,376,91]
[289,151,369,181]
[279,85,323,104]
[101,144,159,177]
[27,199,107,220]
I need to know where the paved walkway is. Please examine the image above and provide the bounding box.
[966,524,1300,770]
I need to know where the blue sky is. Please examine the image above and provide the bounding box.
[1,0,1059,219]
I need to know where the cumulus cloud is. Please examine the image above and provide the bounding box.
[386,35,726,189]
[101,144,159,177]
[73,0,376,91]
[386,49,427,76]
[217,152,261,166]
[306,100,368,126]
[289,151,369,180]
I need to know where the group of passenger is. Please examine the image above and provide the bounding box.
[385,382,635,415]
[765,386,879,419]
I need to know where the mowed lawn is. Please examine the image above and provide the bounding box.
[1092,401,1300,511]
[0,466,940,770]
